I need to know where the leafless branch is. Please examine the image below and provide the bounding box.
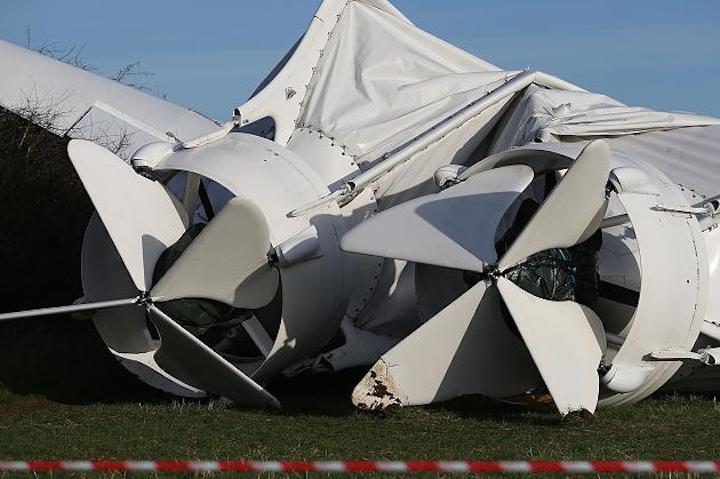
[111,61,155,93]
[26,27,97,72]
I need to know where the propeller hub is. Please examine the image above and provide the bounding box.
[486,265,501,280]
[137,291,153,309]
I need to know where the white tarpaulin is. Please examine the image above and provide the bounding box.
[607,125,720,203]
[491,85,720,154]
[298,1,513,168]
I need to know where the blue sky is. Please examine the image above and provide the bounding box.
[1,1,718,121]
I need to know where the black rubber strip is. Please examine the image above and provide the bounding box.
[198,181,215,222]
[599,280,639,306]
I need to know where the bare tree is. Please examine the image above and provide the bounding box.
[26,27,160,95]
[112,61,155,93]
[13,31,173,159]
[26,28,96,72]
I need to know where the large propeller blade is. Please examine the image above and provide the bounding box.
[496,278,606,415]
[67,139,186,291]
[148,305,280,408]
[498,140,611,270]
[341,165,535,272]
[352,281,540,410]
[150,197,279,309]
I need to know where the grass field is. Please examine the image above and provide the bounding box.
[2,365,720,478]
[2,317,719,477]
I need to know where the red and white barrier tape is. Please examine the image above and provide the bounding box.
[0,460,718,473]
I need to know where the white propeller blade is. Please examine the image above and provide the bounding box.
[498,140,611,271]
[352,281,540,410]
[67,140,186,291]
[0,298,139,322]
[150,197,279,309]
[496,277,606,415]
[341,165,535,272]
[148,305,280,408]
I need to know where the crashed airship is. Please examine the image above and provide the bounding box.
[1,0,720,416]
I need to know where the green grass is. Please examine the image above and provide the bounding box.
[2,369,720,478]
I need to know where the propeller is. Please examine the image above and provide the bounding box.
[51,139,282,407]
[149,196,279,309]
[341,165,535,271]
[343,140,612,415]
[67,139,187,292]
[148,305,280,408]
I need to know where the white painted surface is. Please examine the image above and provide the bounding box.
[68,139,186,291]
[151,197,279,309]
[148,305,280,408]
[341,165,535,271]
[0,39,219,154]
[498,140,611,270]
[497,278,605,415]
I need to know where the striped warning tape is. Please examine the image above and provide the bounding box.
[0,461,719,473]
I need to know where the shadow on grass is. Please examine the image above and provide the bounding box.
[4,328,703,429]
[264,370,365,417]
[0,317,169,405]
[0,109,166,405]
[258,369,569,425]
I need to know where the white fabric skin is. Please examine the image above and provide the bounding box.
[299,1,510,165]
[491,85,720,153]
